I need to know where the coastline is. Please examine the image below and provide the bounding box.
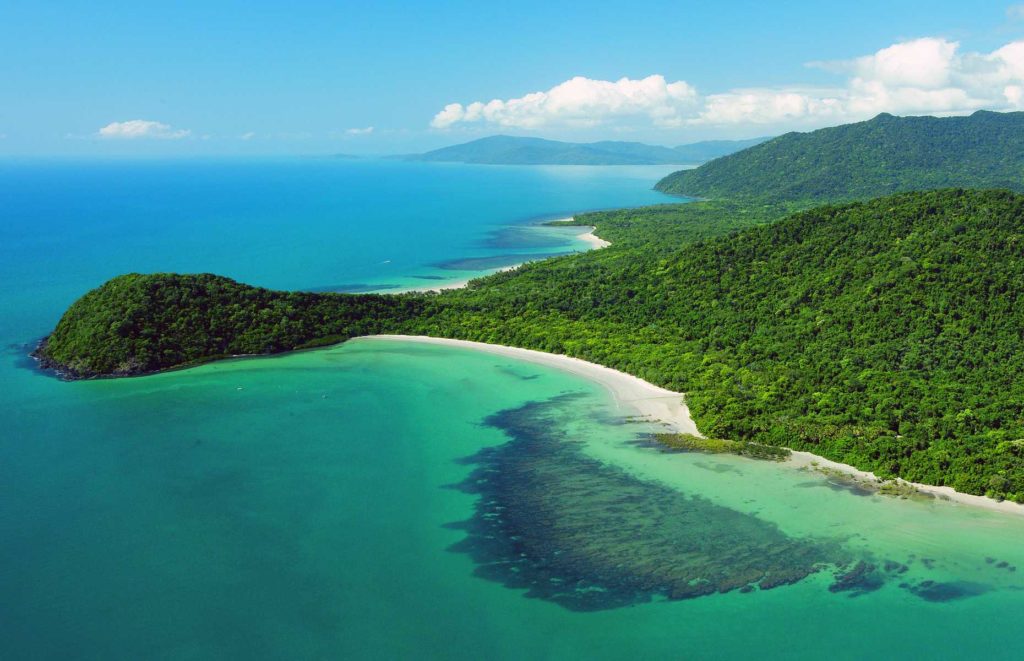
[360,334,1024,517]
[385,220,608,294]
[577,226,611,249]
[359,335,699,435]
[544,217,611,249]
[387,264,522,294]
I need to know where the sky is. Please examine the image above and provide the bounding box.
[3,0,1024,155]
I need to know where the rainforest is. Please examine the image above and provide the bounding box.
[36,112,1024,501]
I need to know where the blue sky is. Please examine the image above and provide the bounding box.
[3,0,1024,155]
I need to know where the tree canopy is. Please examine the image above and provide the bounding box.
[655,110,1024,202]
[37,189,1024,500]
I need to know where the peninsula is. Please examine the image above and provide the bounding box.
[35,111,1024,504]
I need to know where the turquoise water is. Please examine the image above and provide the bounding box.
[3,161,1024,659]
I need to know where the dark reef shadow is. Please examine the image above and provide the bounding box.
[444,393,861,611]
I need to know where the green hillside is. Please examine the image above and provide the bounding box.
[656,110,1024,201]
[36,273,423,378]
[671,137,770,163]
[406,135,765,165]
[36,189,1024,500]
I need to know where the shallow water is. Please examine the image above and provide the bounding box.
[4,161,1024,659]
[6,340,1024,659]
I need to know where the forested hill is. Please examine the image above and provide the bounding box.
[409,136,685,165]
[655,110,1024,201]
[671,137,770,163]
[406,135,767,165]
[35,189,1024,499]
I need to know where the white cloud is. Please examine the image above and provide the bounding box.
[97,119,191,140]
[850,38,958,88]
[1009,4,1024,20]
[697,88,846,125]
[431,75,698,129]
[432,38,1024,132]
[240,131,256,140]
[345,126,374,135]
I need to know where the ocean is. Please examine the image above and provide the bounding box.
[3,159,1024,660]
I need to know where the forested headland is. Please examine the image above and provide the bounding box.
[34,111,1024,501]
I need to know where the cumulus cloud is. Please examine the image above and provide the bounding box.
[345,126,374,135]
[97,119,191,139]
[431,75,698,129]
[432,38,1024,131]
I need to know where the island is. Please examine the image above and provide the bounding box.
[35,111,1024,504]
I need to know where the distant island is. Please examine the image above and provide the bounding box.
[404,134,769,165]
[34,110,1024,503]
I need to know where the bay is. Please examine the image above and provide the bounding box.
[2,160,1023,660]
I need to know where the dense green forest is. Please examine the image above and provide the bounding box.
[38,189,1024,500]
[655,111,1024,201]
[36,273,425,377]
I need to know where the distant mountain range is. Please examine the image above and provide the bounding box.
[404,135,770,166]
[656,110,1024,201]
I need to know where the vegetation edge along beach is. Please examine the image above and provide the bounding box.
[362,336,1024,516]
[33,111,1024,506]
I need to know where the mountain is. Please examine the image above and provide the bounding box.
[407,135,764,165]
[671,137,770,163]
[408,136,682,165]
[656,110,1024,200]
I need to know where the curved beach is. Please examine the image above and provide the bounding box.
[361,334,1024,517]
[362,334,699,435]
[391,221,608,294]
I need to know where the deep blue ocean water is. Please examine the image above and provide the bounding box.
[0,158,677,345]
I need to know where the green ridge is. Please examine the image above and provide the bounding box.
[655,110,1024,202]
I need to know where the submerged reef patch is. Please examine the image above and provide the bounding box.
[446,394,851,611]
[903,580,990,602]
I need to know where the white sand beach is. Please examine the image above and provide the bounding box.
[361,335,699,435]
[384,222,608,294]
[577,226,611,249]
[362,334,1024,517]
[786,450,1024,515]
[547,217,612,250]
[387,264,523,294]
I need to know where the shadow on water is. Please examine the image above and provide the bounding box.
[484,225,578,250]
[301,283,403,293]
[444,394,1000,610]
[445,394,855,611]
[434,253,561,271]
[10,341,51,376]
[494,365,541,381]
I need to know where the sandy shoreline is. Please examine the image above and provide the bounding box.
[383,220,608,294]
[577,227,611,249]
[360,335,700,435]
[546,217,611,249]
[387,264,521,294]
[786,450,1024,515]
[360,334,1024,517]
